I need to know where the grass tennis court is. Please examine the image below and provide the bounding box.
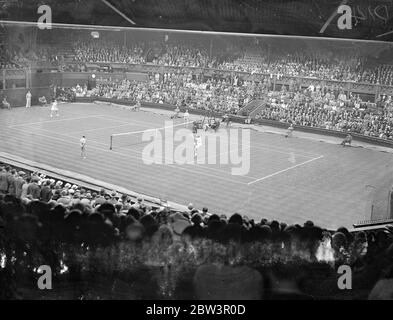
[1,102,393,229]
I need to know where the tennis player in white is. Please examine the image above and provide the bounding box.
[194,134,202,158]
[80,136,87,159]
[25,90,32,108]
[183,109,190,125]
[50,99,59,118]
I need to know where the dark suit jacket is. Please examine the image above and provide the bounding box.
[0,171,8,192]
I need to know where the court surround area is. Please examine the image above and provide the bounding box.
[1,102,393,229]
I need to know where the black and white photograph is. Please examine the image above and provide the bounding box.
[1,0,393,306]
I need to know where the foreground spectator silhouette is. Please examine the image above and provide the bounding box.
[1,162,393,300]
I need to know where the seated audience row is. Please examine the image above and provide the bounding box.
[1,163,392,299]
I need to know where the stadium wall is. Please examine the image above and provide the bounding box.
[1,86,51,107]
[1,72,150,106]
[235,115,393,148]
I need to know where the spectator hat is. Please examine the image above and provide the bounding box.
[191,213,202,225]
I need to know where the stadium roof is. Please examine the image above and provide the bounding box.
[1,0,393,41]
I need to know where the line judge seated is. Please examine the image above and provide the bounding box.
[38,95,48,107]
[2,96,11,110]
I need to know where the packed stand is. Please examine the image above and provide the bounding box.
[1,163,393,300]
[360,65,393,86]
[63,38,393,86]
[0,47,27,70]
[254,84,393,140]
[153,43,214,68]
[69,67,393,140]
[89,72,268,114]
[7,34,393,86]
[73,40,145,65]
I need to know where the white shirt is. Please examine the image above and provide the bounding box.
[51,101,58,110]
[195,136,202,147]
[80,137,86,147]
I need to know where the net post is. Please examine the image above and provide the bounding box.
[110,135,113,150]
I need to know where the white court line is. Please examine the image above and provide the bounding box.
[94,114,175,128]
[246,137,322,158]
[10,115,312,182]
[244,143,315,159]
[6,115,316,159]
[247,155,325,185]
[5,112,319,184]
[80,115,253,179]
[107,118,317,161]
[93,115,315,161]
[70,122,148,134]
[22,125,257,182]
[7,115,107,128]
[3,126,248,186]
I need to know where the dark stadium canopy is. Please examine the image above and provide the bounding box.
[1,0,393,41]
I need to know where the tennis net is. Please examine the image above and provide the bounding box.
[109,122,189,150]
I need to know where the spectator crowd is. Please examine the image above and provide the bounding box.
[4,35,393,87]
[74,70,393,140]
[1,162,393,300]
[254,84,393,140]
[90,72,267,114]
[66,39,393,86]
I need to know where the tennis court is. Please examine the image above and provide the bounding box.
[1,102,393,229]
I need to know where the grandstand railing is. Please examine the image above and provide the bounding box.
[353,218,393,229]
[4,62,393,97]
[27,61,393,96]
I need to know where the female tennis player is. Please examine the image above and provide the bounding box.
[80,136,87,158]
[50,99,59,118]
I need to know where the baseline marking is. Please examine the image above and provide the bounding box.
[70,122,148,134]
[7,115,106,128]
[16,119,255,181]
[243,142,316,159]
[247,155,324,185]
[3,126,248,186]
[43,126,257,182]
